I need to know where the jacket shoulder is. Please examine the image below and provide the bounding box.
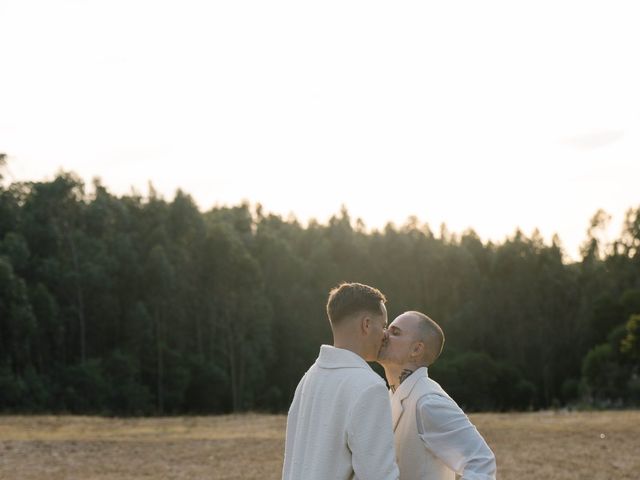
[348,367,386,390]
[413,374,450,399]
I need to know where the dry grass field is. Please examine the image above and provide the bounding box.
[0,411,638,479]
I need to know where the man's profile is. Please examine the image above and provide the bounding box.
[377,311,496,480]
[282,282,399,480]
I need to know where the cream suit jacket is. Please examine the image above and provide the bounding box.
[391,367,496,480]
[283,345,399,480]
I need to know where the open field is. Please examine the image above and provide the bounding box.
[0,411,638,479]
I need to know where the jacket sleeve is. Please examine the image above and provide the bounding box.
[282,373,306,479]
[416,393,496,480]
[347,382,400,480]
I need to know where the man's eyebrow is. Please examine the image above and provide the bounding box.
[390,325,402,332]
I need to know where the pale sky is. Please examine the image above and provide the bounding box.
[1,0,639,261]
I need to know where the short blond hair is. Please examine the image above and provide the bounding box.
[326,282,386,326]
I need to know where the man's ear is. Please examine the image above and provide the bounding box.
[361,315,371,335]
[411,341,425,359]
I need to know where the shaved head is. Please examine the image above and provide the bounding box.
[377,310,445,369]
[406,311,445,366]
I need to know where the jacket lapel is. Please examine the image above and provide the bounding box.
[390,389,405,431]
[390,367,427,432]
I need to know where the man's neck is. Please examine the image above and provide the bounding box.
[383,363,421,393]
[333,339,368,361]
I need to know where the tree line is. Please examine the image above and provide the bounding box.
[0,166,639,414]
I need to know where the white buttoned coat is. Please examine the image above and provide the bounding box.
[282,345,399,480]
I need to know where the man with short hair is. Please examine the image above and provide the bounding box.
[282,282,399,480]
[377,311,496,480]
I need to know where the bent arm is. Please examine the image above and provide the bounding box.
[416,394,496,480]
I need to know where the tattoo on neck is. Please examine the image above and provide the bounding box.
[390,384,397,393]
[399,369,414,385]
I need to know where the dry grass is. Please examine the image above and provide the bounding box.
[0,411,638,479]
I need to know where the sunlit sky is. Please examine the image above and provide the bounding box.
[1,1,639,260]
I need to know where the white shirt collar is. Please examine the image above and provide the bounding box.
[390,366,428,431]
[391,366,428,401]
[316,345,371,369]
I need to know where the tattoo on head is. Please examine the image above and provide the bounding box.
[399,369,414,385]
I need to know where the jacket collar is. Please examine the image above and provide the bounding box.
[315,345,371,370]
[390,366,428,431]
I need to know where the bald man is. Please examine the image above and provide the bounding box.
[377,311,496,480]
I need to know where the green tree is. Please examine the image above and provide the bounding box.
[145,244,176,414]
[0,257,37,374]
[621,314,640,361]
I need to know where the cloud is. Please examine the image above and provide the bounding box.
[560,129,625,150]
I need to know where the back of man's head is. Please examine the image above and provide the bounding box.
[408,311,445,366]
[327,282,386,327]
